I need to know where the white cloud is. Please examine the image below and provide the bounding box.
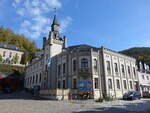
[44,0,61,8]
[15,0,21,4]
[21,20,31,28]
[12,0,72,39]
[16,8,25,16]
[60,16,73,33]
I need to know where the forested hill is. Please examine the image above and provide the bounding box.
[120,47,150,65]
[0,26,40,64]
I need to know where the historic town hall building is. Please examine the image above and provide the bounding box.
[24,15,140,100]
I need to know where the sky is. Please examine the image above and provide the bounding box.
[0,0,150,51]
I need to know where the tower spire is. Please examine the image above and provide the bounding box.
[51,8,60,32]
[51,15,60,27]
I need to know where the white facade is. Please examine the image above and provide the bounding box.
[138,72,150,92]
[24,15,140,99]
[102,48,139,98]
[25,58,44,89]
[137,62,150,93]
[0,44,23,65]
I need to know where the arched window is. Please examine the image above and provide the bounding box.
[39,73,42,83]
[58,81,60,88]
[36,74,38,84]
[93,59,97,72]
[33,76,35,84]
[81,58,88,68]
[73,60,76,71]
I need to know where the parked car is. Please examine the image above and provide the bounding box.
[143,91,150,98]
[123,91,141,100]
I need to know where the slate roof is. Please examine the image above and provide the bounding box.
[0,43,22,51]
[51,15,60,26]
[67,44,99,51]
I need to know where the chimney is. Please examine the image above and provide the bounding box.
[63,36,67,48]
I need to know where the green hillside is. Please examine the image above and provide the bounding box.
[0,64,25,75]
[0,26,40,64]
[120,47,150,64]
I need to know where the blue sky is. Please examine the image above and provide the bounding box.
[0,0,150,51]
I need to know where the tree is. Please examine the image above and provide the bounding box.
[20,51,29,65]
[13,54,19,64]
[0,26,41,64]
[120,47,150,65]
[0,55,3,63]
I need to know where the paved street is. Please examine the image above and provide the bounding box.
[0,92,150,113]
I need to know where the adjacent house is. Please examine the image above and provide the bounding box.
[0,43,23,65]
[137,61,150,94]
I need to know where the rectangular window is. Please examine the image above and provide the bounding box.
[129,81,133,89]
[123,80,127,89]
[30,77,32,85]
[142,75,145,79]
[81,58,88,68]
[128,66,130,74]
[116,79,120,89]
[9,52,12,58]
[3,51,6,57]
[39,74,42,83]
[94,78,99,89]
[58,65,61,76]
[108,79,112,89]
[58,81,60,88]
[133,67,136,77]
[28,78,29,85]
[73,78,77,89]
[106,61,111,73]
[121,64,125,74]
[36,75,38,84]
[73,60,76,72]
[114,63,118,73]
[33,76,35,84]
[94,59,97,72]
[147,76,149,80]
[63,63,66,74]
[63,80,66,89]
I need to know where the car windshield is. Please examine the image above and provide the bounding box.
[127,91,134,95]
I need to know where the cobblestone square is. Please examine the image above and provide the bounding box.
[0,92,150,113]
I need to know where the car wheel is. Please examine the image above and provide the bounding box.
[138,97,141,100]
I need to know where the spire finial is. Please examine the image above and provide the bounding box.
[54,7,57,15]
[51,8,59,32]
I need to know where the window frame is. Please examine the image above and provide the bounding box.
[63,63,66,74]
[94,78,99,89]
[73,59,77,72]
[81,58,88,68]
[114,63,118,73]
[106,61,111,73]
[108,79,112,89]
[123,80,127,89]
[116,79,120,89]
[129,81,133,89]
[73,78,77,89]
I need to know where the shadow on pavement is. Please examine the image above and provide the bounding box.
[0,91,47,100]
[73,99,150,113]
